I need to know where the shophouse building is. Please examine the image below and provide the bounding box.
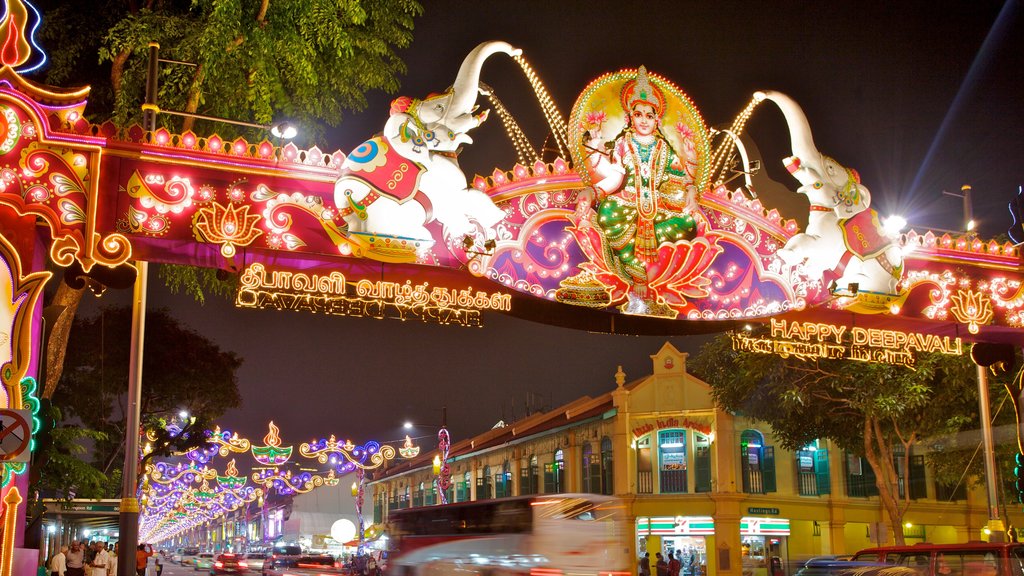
[366,342,1020,575]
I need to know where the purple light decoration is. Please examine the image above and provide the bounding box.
[435,427,451,505]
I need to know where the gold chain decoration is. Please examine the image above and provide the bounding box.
[513,54,569,159]
[709,96,764,186]
[486,87,539,165]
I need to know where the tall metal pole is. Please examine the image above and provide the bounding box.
[977,363,1006,542]
[117,42,157,576]
[962,184,974,231]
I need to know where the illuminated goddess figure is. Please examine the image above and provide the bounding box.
[584,66,700,314]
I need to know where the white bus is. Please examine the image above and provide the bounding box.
[386,494,631,576]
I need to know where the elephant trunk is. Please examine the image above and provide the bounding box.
[753,90,820,174]
[447,41,521,122]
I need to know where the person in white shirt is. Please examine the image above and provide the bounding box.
[90,542,110,576]
[108,543,117,576]
[50,545,68,576]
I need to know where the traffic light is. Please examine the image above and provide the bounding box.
[1015,452,1024,504]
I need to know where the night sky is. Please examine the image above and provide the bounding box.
[80,0,1023,451]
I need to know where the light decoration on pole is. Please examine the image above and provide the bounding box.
[353,468,366,555]
[435,427,452,504]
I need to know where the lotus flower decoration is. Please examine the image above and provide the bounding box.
[565,218,724,314]
[950,288,994,334]
[192,200,263,258]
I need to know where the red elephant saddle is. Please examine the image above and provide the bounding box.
[838,208,889,260]
[339,136,424,204]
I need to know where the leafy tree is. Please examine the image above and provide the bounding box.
[689,332,1015,545]
[55,305,243,478]
[35,0,422,398]
[31,406,111,500]
[38,0,422,142]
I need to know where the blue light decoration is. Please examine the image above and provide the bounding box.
[299,435,396,473]
[0,0,47,74]
[138,421,400,543]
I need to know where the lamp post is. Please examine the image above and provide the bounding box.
[351,469,365,555]
[942,184,976,233]
[435,408,451,505]
[405,409,451,505]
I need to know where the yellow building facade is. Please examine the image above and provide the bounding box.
[367,343,1016,575]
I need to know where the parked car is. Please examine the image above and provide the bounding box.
[852,542,1024,575]
[194,552,216,570]
[211,552,248,574]
[243,553,267,571]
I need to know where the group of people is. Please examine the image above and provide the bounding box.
[46,541,159,576]
[639,550,698,576]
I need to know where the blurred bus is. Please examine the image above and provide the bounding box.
[387,494,630,576]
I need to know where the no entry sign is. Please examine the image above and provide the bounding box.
[0,409,31,462]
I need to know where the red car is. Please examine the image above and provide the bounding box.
[212,553,248,574]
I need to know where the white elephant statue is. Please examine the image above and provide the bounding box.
[755,90,903,295]
[334,41,518,245]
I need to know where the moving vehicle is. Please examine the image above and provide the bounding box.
[387,494,630,576]
[243,552,266,571]
[795,559,907,575]
[261,545,337,576]
[194,552,216,570]
[179,548,200,566]
[851,542,1024,575]
[211,552,249,574]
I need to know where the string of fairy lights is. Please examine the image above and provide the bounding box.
[137,422,423,545]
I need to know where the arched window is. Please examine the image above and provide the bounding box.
[694,433,712,493]
[796,439,831,497]
[414,481,425,507]
[601,436,614,495]
[659,429,687,493]
[741,429,775,493]
[521,455,539,495]
[456,470,470,502]
[582,443,601,494]
[636,435,653,494]
[495,460,511,498]
[545,449,565,493]
[479,465,492,499]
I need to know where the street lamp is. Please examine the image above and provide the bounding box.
[942,184,975,233]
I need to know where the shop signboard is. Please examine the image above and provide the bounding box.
[637,516,715,536]
[741,517,790,536]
